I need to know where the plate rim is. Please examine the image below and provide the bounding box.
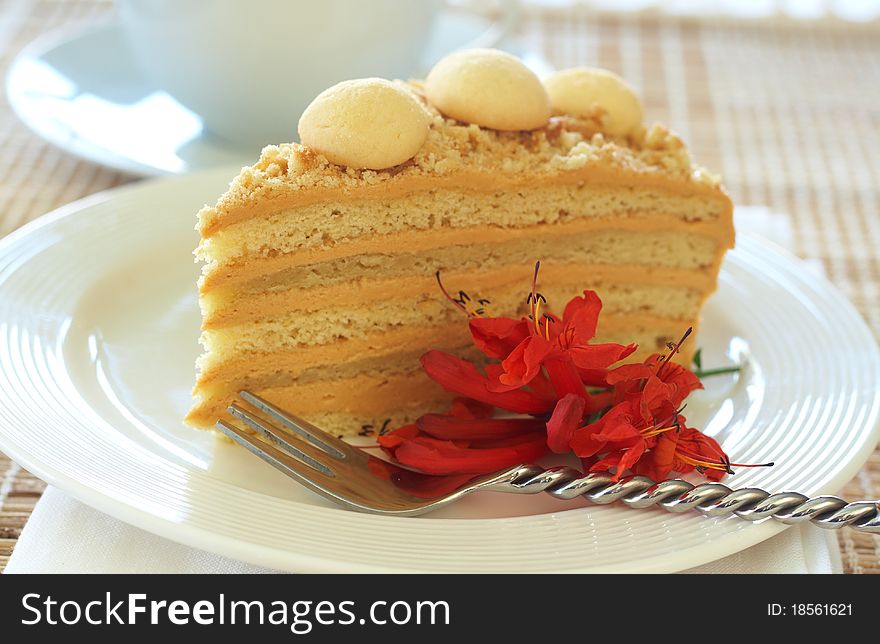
[0,171,878,572]
[4,19,168,178]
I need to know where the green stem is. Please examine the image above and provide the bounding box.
[694,366,742,378]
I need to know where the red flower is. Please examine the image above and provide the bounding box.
[631,431,680,481]
[569,332,706,477]
[468,317,529,360]
[632,426,738,482]
[417,413,543,441]
[494,332,554,390]
[570,345,704,481]
[367,457,476,499]
[486,287,636,399]
[420,350,551,415]
[545,393,586,454]
[607,351,702,410]
[381,432,548,476]
[570,397,671,478]
[588,441,649,480]
[366,265,766,489]
[375,396,547,481]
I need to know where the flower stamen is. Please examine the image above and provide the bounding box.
[640,424,679,438]
[435,271,486,318]
[533,293,544,333]
[541,313,555,341]
[675,446,773,475]
[639,409,685,438]
[656,326,693,375]
[436,270,470,316]
[528,261,544,333]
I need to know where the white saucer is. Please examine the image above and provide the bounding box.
[0,168,878,572]
[6,16,553,177]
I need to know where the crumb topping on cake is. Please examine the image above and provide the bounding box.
[224,97,716,205]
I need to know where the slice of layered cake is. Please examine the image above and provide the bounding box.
[187,49,734,436]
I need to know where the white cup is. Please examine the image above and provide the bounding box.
[117,0,516,147]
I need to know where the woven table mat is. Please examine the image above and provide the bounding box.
[0,0,878,573]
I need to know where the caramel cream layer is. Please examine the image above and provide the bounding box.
[187,369,450,429]
[189,396,446,434]
[200,210,734,286]
[202,262,719,328]
[200,164,730,236]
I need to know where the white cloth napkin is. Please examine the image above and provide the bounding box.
[8,207,841,574]
[5,486,841,573]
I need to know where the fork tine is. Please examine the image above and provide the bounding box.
[227,403,340,474]
[239,390,351,459]
[216,419,336,487]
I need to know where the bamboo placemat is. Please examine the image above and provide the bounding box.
[0,0,878,573]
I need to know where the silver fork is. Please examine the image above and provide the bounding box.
[216,391,880,533]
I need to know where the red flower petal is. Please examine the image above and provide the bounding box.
[666,426,734,481]
[589,451,624,473]
[633,431,678,481]
[570,342,638,390]
[588,442,647,482]
[468,317,529,360]
[392,433,548,475]
[615,440,647,479]
[525,369,558,402]
[493,335,554,390]
[484,362,505,381]
[638,375,676,424]
[545,393,586,454]
[417,414,543,440]
[367,457,476,499]
[655,361,704,406]
[570,430,606,458]
[450,397,494,419]
[605,362,653,387]
[420,350,550,414]
[594,417,641,443]
[376,423,419,452]
[570,401,638,457]
[561,290,603,344]
[677,426,727,462]
[568,342,638,371]
[543,353,588,401]
[610,354,703,410]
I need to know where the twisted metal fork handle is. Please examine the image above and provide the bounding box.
[488,465,880,534]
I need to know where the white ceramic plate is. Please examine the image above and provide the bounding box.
[0,168,878,572]
[5,17,552,177]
